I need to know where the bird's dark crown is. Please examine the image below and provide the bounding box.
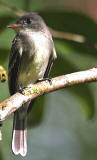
[16,13,46,31]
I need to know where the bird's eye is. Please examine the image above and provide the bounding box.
[26,19,31,24]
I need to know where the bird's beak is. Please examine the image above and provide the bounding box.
[7,24,23,29]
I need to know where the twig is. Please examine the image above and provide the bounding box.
[0,68,97,121]
[49,28,86,43]
[0,1,26,16]
[0,1,86,43]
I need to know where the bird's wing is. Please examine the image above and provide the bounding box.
[44,47,57,78]
[8,37,22,95]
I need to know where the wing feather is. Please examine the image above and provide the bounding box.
[8,37,22,95]
[44,47,57,78]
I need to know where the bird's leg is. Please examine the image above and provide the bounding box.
[37,78,52,85]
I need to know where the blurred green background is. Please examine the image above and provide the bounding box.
[1,0,97,159]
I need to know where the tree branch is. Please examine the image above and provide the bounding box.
[0,68,97,121]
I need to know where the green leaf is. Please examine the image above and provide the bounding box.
[0,16,16,32]
[40,11,97,43]
[28,96,45,127]
[51,53,94,119]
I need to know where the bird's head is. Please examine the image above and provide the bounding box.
[8,13,46,33]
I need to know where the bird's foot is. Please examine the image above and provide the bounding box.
[19,86,26,93]
[19,86,30,95]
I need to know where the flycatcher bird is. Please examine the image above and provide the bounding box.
[8,13,57,156]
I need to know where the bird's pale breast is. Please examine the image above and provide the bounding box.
[18,31,52,87]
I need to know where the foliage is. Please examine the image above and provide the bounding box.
[0,0,97,160]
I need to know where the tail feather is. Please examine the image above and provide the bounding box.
[12,112,27,157]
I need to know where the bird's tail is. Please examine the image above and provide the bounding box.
[12,111,27,157]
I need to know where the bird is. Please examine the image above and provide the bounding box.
[8,12,57,156]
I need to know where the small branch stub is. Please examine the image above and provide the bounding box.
[0,66,7,82]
